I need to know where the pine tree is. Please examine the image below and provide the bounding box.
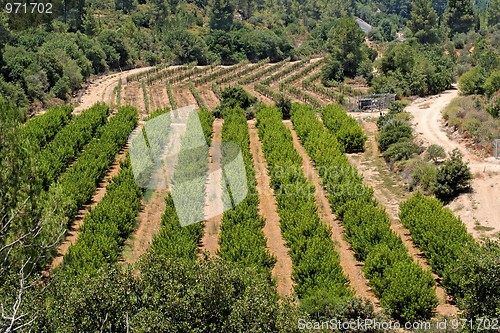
[487,0,500,26]
[407,0,439,43]
[444,0,476,35]
[327,17,365,78]
[209,0,234,31]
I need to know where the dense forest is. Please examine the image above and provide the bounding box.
[0,0,497,110]
[1,0,499,330]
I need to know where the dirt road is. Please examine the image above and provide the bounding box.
[74,67,152,114]
[406,89,500,238]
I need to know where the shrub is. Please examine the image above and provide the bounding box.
[321,104,366,152]
[381,261,438,322]
[453,241,500,323]
[424,144,446,163]
[483,70,500,98]
[459,67,486,95]
[377,120,413,152]
[406,158,438,192]
[219,85,257,110]
[383,140,420,163]
[432,149,473,200]
[321,58,344,84]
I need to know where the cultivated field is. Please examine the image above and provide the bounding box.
[41,58,497,323]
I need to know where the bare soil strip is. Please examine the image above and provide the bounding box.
[248,119,294,297]
[173,84,197,108]
[122,188,166,265]
[124,82,145,115]
[48,146,130,271]
[199,87,220,109]
[150,81,169,111]
[347,120,458,316]
[283,120,381,309]
[200,119,224,256]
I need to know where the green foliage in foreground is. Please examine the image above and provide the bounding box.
[291,103,438,322]
[33,256,303,333]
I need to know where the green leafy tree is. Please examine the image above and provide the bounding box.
[459,67,486,94]
[453,241,500,325]
[486,0,500,26]
[209,0,234,31]
[377,120,413,152]
[483,70,500,97]
[433,149,473,200]
[327,17,365,78]
[425,144,446,163]
[379,19,396,41]
[276,95,292,120]
[432,0,448,16]
[445,0,476,35]
[321,57,344,83]
[407,0,440,43]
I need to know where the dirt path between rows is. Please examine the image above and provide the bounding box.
[173,84,197,108]
[406,89,500,238]
[199,87,220,110]
[47,145,130,271]
[74,67,152,114]
[248,119,294,297]
[200,119,224,257]
[122,188,166,265]
[283,120,381,309]
[348,121,458,316]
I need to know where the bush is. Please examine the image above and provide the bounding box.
[459,67,486,95]
[407,158,438,192]
[432,149,473,200]
[219,85,257,110]
[377,120,413,152]
[381,261,438,322]
[321,104,366,152]
[483,70,500,98]
[321,58,344,84]
[453,241,500,324]
[424,144,446,162]
[383,140,420,163]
